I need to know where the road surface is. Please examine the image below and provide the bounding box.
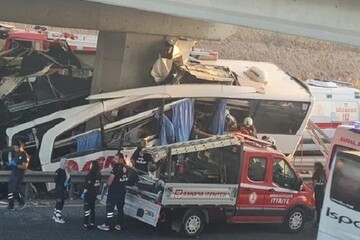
[0,200,318,240]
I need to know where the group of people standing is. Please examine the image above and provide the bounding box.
[6,139,130,231]
[53,152,129,231]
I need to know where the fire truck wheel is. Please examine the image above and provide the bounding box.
[181,210,205,238]
[283,207,305,233]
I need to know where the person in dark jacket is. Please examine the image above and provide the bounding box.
[98,152,128,231]
[130,140,152,174]
[82,160,101,229]
[7,141,29,210]
[53,158,70,224]
[312,162,326,225]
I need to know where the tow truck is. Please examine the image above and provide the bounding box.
[117,133,315,237]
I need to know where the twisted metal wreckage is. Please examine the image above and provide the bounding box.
[0,42,92,143]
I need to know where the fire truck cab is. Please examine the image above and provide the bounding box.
[0,27,47,52]
[119,133,315,237]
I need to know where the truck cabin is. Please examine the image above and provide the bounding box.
[0,29,47,52]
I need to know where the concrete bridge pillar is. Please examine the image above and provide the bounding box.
[91,32,165,93]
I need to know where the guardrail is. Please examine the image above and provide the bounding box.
[0,170,110,199]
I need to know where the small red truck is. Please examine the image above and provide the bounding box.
[114,133,315,237]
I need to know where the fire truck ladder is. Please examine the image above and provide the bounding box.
[143,134,240,160]
[144,132,272,161]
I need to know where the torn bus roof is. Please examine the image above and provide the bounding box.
[0,64,52,99]
[178,63,235,84]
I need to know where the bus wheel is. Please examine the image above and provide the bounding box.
[283,207,305,233]
[181,210,205,238]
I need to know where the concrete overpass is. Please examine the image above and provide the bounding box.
[86,0,360,47]
[1,0,360,92]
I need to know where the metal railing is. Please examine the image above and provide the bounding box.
[0,170,110,199]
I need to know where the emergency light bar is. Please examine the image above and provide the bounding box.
[352,121,360,129]
[351,121,360,133]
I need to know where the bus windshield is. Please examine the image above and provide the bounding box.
[330,151,360,212]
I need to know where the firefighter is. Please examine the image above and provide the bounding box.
[53,158,70,223]
[224,109,237,131]
[240,117,257,138]
[97,152,128,231]
[312,162,326,226]
[81,160,101,229]
[268,137,277,150]
[7,140,29,210]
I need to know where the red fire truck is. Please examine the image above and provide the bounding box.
[0,25,96,53]
[101,133,315,237]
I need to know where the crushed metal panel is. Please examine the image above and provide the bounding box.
[0,77,22,99]
[180,63,235,84]
[150,58,173,83]
[0,64,52,99]
[161,183,238,206]
[124,187,161,227]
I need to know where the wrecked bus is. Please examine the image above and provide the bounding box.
[7,60,313,173]
[5,60,313,175]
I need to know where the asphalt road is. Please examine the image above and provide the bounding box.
[0,200,318,240]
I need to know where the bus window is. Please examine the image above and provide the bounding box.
[330,152,360,212]
[251,101,309,135]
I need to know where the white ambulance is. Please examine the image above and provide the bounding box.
[293,79,360,172]
[317,122,360,240]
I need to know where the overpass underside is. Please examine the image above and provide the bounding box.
[1,0,360,92]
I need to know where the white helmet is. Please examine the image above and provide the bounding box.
[244,117,253,126]
[225,109,230,118]
[268,137,276,145]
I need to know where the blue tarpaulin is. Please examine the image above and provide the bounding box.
[210,99,227,135]
[76,130,101,152]
[172,99,195,142]
[159,115,175,145]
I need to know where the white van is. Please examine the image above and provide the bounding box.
[317,123,360,240]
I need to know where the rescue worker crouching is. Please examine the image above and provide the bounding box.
[98,152,128,231]
[240,117,257,138]
[53,158,71,224]
[81,160,101,229]
[7,140,29,211]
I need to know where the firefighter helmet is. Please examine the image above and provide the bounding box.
[244,117,253,126]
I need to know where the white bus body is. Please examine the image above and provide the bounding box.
[6,60,313,175]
